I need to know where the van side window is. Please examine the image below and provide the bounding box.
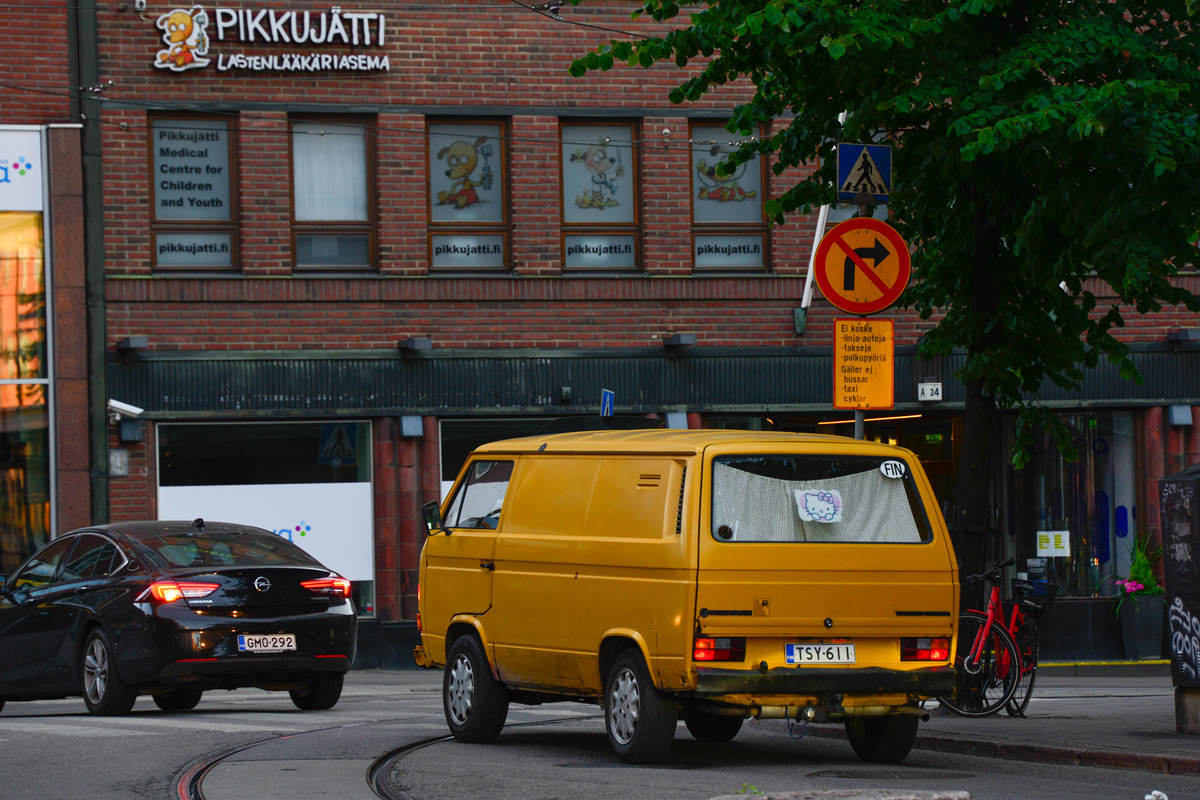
[711,455,932,544]
[444,460,514,530]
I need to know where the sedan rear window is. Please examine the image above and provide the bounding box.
[137,532,323,569]
[711,455,932,544]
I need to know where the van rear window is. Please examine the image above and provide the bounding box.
[711,455,932,543]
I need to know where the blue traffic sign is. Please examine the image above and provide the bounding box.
[600,389,615,417]
[837,143,892,203]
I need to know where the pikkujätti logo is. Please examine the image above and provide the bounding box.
[154,5,212,72]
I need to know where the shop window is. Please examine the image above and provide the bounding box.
[0,207,51,577]
[157,422,376,615]
[690,123,768,271]
[427,120,508,270]
[290,117,374,270]
[1003,412,1135,598]
[560,121,639,271]
[150,116,238,270]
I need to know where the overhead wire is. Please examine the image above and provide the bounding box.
[0,75,770,155]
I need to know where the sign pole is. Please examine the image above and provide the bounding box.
[855,409,865,440]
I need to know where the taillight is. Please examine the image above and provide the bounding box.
[901,637,951,661]
[137,580,220,604]
[693,637,746,662]
[301,577,352,598]
[416,584,422,633]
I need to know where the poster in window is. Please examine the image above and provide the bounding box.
[561,124,635,225]
[691,125,762,224]
[428,123,504,224]
[153,119,231,221]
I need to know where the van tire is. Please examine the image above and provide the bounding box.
[444,634,509,743]
[684,709,744,742]
[844,714,919,763]
[604,649,677,763]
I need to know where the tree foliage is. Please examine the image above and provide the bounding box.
[570,0,1200,465]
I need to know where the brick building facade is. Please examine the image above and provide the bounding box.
[5,0,1197,664]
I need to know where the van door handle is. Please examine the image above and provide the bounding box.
[480,562,495,571]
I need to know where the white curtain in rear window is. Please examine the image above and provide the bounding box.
[713,462,922,543]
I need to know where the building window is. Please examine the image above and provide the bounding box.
[427,120,508,270]
[560,121,639,271]
[157,421,376,616]
[291,118,374,270]
[0,208,51,576]
[1003,411,1135,599]
[150,116,237,270]
[690,123,767,270]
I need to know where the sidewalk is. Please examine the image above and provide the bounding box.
[803,663,1200,775]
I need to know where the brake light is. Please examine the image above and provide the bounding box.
[901,637,951,661]
[416,584,422,633]
[693,637,746,662]
[137,580,220,604]
[301,577,352,598]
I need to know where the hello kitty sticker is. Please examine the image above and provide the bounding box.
[795,489,843,523]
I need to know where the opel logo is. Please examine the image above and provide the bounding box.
[253,576,271,592]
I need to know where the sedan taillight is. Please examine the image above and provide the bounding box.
[301,577,351,598]
[137,580,220,604]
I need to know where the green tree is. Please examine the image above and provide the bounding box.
[570,0,1200,569]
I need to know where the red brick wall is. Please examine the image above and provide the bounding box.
[2,2,73,123]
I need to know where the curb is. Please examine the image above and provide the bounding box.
[803,726,1200,776]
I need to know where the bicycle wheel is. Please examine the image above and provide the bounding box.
[937,611,1021,717]
[1006,614,1039,717]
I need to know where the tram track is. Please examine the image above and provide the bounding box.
[174,713,603,800]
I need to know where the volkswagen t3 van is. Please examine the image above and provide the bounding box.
[414,429,958,763]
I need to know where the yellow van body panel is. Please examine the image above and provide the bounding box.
[418,429,958,717]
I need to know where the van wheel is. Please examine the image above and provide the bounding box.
[844,714,919,763]
[444,634,508,743]
[684,709,744,742]
[605,649,677,763]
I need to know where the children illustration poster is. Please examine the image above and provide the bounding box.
[561,124,635,225]
[428,122,504,225]
[691,125,763,225]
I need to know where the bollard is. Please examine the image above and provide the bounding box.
[1159,464,1200,735]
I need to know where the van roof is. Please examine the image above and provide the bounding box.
[472,428,916,456]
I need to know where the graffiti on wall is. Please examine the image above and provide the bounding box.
[1170,597,1200,681]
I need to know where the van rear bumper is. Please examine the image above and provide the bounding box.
[694,665,955,697]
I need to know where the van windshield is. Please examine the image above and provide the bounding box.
[711,455,932,543]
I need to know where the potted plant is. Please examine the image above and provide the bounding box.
[1110,532,1166,660]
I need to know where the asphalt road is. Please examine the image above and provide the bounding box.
[1,670,1197,800]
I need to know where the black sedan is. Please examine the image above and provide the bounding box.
[0,519,357,715]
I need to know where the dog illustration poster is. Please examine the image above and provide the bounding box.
[428,122,504,224]
[691,125,762,225]
[561,124,635,225]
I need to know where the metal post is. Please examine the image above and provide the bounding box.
[854,410,865,440]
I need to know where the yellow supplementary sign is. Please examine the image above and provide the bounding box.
[833,318,894,410]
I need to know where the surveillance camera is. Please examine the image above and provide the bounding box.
[107,399,144,418]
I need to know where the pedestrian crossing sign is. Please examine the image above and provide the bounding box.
[837,143,891,203]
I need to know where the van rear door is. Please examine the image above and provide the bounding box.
[695,446,956,673]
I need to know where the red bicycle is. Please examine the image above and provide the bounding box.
[937,559,1057,717]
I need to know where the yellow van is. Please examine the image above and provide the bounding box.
[414,429,958,764]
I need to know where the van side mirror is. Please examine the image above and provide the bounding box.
[423,500,448,535]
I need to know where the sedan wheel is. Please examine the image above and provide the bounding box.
[154,689,203,711]
[81,628,137,716]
